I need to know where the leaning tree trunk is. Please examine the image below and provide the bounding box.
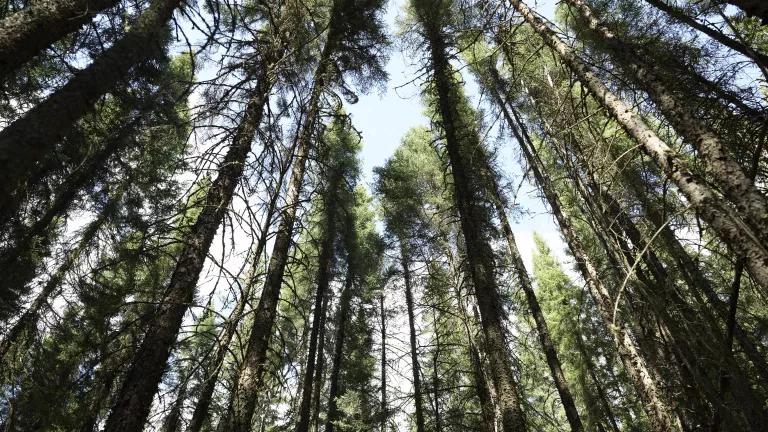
[487,70,680,430]
[0,116,141,314]
[186,160,287,432]
[564,0,768,245]
[0,0,181,211]
[296,203,338,432]
[400,243,427,432]
[0,192,116,361]
[414,8,525,429]
[507,0,768,294]
[324,264,355,432]
[485,161,584,431]
[101,49,278,432]
[0,0,121,78]
[222,30,335,430]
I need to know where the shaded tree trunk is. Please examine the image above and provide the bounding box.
[0,0,181,210]
[379,291,388,432]
[324,263,354,432]
[726,0,768,23]
[0,0,121,78]
[101,48,278,432]
[485,161,584,431]
[412,5,526,430]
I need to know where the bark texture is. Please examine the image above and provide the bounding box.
[0,0,180,210]
[102,52,276,432]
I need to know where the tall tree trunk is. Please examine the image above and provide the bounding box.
[430,308,442,432]
[0,0,121,78]
[101,48,278,432]
[485,162,584,431]
[506,0,768,293]
[0,0,181,210]
[296,206,338,432]
[564,0,768,244]
[400,244,427,432]
[186,160,287,432]
[161,376,188,432]
[573,328,622,432]
[324,263,354,432]
[413,6,526,431]
[310,284,330,432]
[487,71,680,430]
[223,28,335,430]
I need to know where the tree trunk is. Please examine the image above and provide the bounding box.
[0,116,140,313]
[223,33,333,430]
[507,0,768,294]
[487,71,680,430]
[101,48,278,432]
[400,244,427,432]
[0,0,180,210]
[413,6,526,431]
[0,194,114,361]
[0,0,121,78]
[486,162,584,431]
[564,0,768,244]
[296,205,338,432]
[324,263,354,432]
[186,161,286,432]
[379,291,388,432]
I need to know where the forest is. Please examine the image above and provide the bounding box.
[1,0,767,430]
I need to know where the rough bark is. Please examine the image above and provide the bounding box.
[0,0,121,78]
[486,163,584,431]
[412,6,526,431]
[508,0,768,293]
[0,0,180,210]
[101,51,277,432]
[186,164,286,432]
[222,35,332,431]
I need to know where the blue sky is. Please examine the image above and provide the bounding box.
[346,0,568,270]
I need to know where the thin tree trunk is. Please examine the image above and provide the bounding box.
[507,0,768,293]
[0,0,181,209]
[379,291,388,432]
[488,71,680,430]
[430,308,442,432]
[161,376,188,432]
[565,0,768,242]
[574,328,621,432]
[102,48,278,432]
[400,244,427,432]
[0,194,114,360]
[0,0,121,78]
[413,7,526,430]
[223,30,335,430]
[296,206,338,432]
[324,263,354,432]
[485,162,584,431]
[311,284,330,432]
[0,116,140,309]
[186,161,286,432]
